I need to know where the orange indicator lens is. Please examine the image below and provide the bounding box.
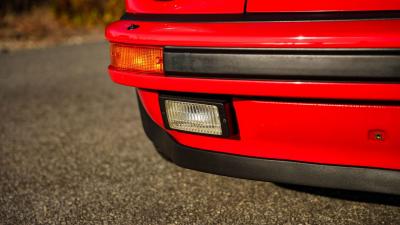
[110,44,163,73]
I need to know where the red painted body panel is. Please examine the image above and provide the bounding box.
[138,89,400,170]
[107,13,400,172]
[106,20,400,48]
[110,69,400,101]
[125,0,245,14]
[247,0,400,13]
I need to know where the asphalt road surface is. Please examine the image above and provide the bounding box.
[1,42,400,225]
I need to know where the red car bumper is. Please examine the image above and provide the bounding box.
[106,16,400,194]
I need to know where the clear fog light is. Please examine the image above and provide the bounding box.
[160,96,232,137]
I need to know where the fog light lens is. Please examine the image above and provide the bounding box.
[165,100,222,135]
[160,95,236,136]
[110,44,163,73]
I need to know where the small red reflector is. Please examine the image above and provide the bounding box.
[110,44,163,73]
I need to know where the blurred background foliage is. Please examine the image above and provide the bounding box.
[0,0,124,27]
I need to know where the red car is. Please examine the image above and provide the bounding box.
[106,0,400,195]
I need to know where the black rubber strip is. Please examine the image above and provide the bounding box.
[122,11,400,22]
[137,93,400,195]
[164,47,400,82]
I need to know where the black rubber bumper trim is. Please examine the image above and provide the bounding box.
[164,47,400,82]
[137,93,400,195]
[122,11,400,22]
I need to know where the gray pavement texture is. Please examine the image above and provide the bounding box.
[0,42,400,225]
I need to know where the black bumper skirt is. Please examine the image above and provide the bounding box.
[138,95,400,195]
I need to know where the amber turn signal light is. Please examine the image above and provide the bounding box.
[110,44,163,73]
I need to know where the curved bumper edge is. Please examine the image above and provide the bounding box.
[138,94,400,195]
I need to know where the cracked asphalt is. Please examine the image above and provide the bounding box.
[0,42,400,225]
